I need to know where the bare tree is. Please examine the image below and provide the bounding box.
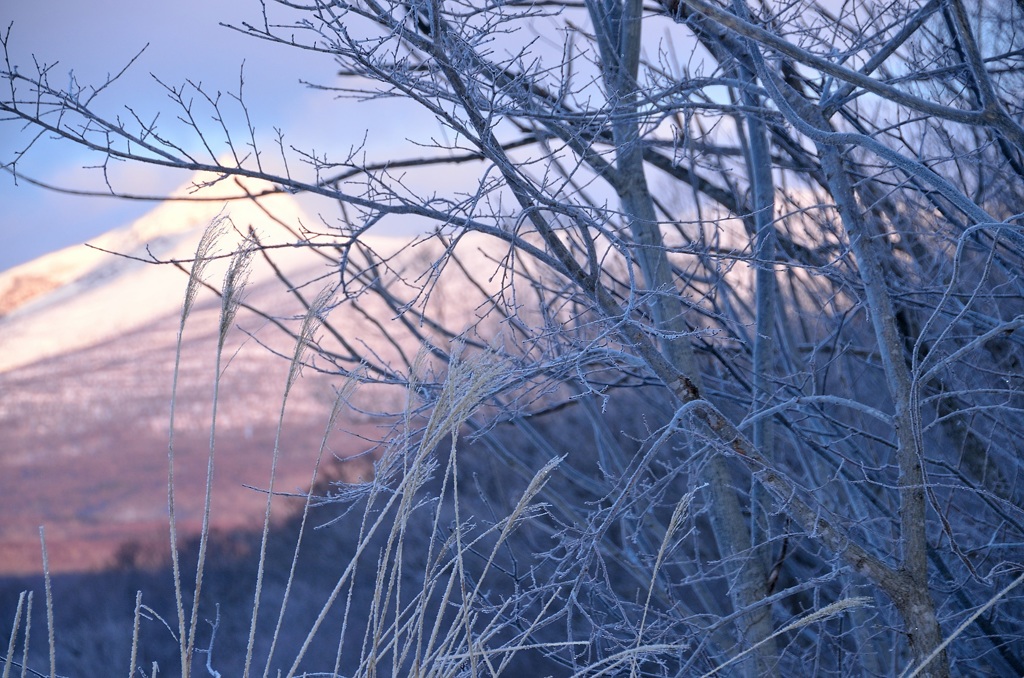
[3,0,1024,676]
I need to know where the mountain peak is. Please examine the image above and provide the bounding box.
[0,172,311,372]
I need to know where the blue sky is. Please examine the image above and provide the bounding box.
[0,0,426,271]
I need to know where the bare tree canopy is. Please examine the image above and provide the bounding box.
[3,0,1024,676]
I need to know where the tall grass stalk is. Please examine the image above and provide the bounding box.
[37,528,53,678]
[285,455,412,676]
[631,490,696,678]
[21,592,32,678]
[167,215,229,676]
[2,592,25,678]
[127,590,143,678]
[242,287,332,678]
[188,234,255,674]
[260,349,362,677]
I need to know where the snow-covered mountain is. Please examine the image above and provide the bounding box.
[0,174,372,575]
